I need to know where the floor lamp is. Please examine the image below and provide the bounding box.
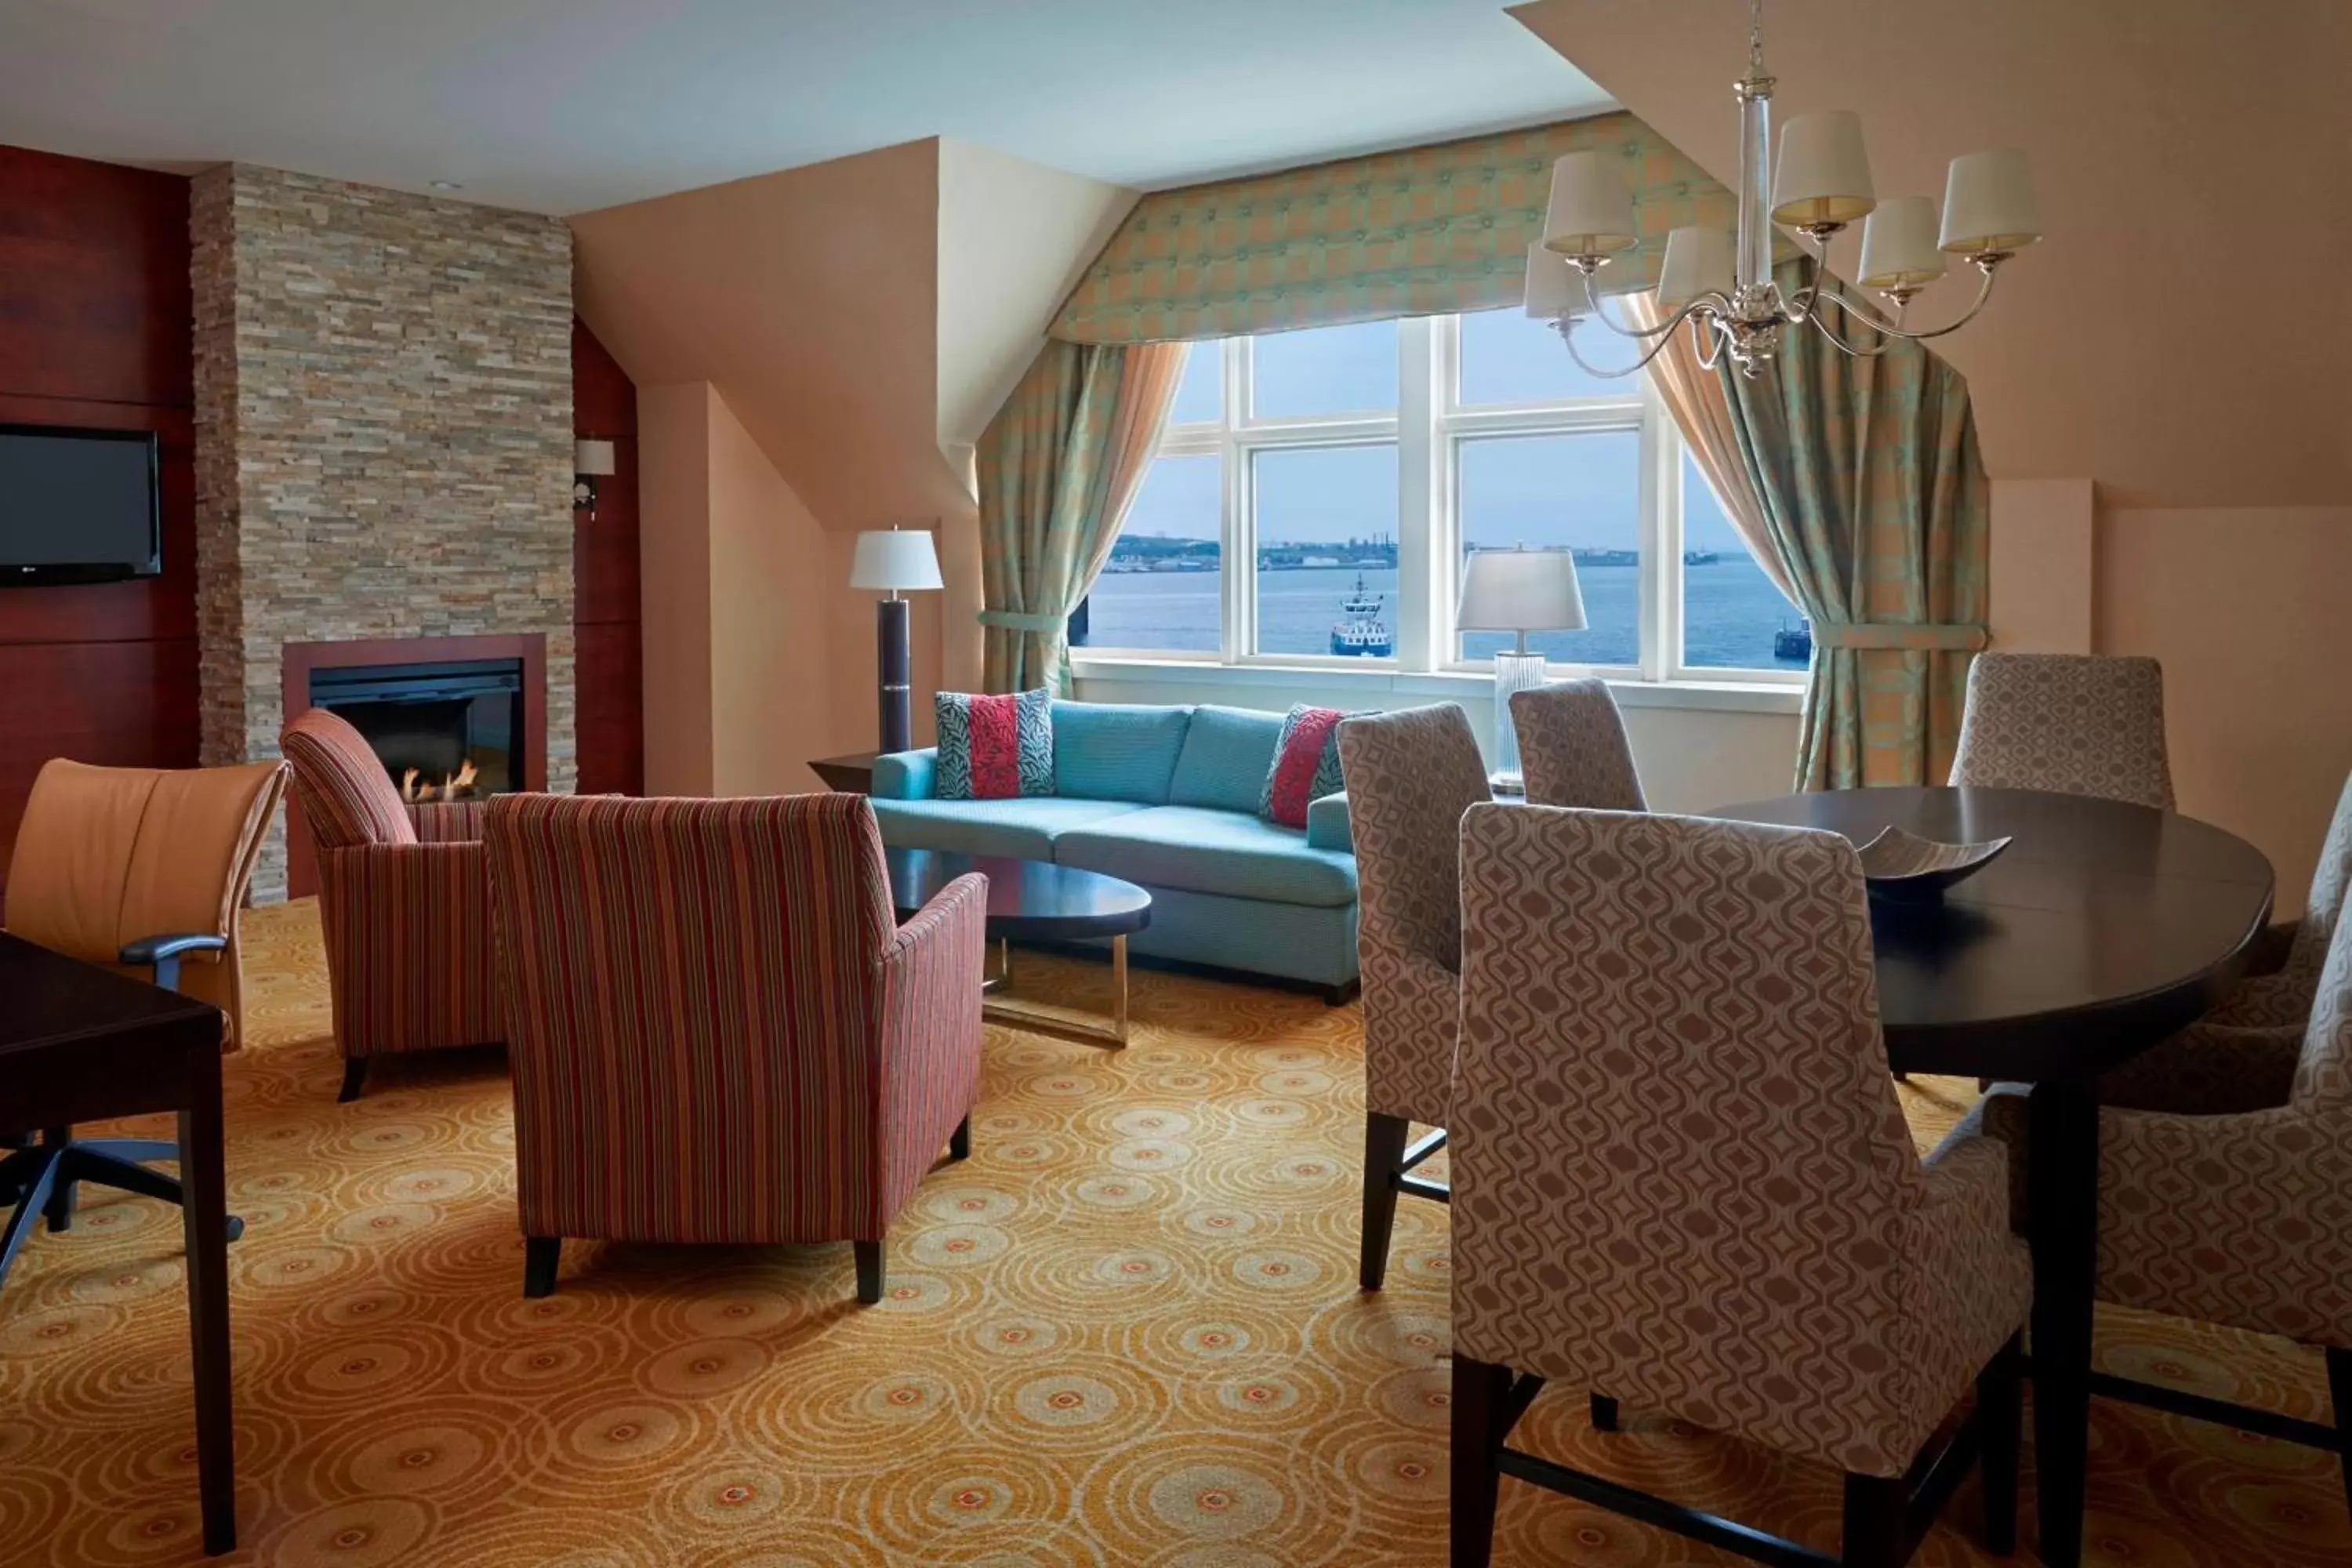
[1456,545,1586,789]
[849,527,944,754]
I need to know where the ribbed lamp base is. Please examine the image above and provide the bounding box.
[1490,651,1548,788]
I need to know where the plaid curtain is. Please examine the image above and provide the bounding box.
[1719,263,1991,790]
[975,340,1184,694]
[1051,112,1759,346]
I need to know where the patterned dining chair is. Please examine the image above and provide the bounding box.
[2205,767,2352,1029]
[1450,804,2031,1568]
[1334,703,1489,1292]
[485,791,988,1304]
[1956,907,2352,1517]
[1948,652,2175,810]
[281,707,503,1101]
[1507,677,1646,811]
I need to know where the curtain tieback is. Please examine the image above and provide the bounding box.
[1810,621,1988,652]
[977,608,1066,635]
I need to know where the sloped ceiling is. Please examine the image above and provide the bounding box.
[1510,0,2352,507]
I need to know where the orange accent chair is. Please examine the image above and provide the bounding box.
[1,756,285,1286]
[280,707,503,1101]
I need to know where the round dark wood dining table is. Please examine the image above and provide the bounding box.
[1706,786,2274,1568]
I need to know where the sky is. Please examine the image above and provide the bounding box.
[1123,310,1747,555]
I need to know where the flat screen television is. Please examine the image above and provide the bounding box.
[0,423,162,586]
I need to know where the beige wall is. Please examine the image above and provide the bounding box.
[575,137,1138,775]
[638,381,862,796]
[1514,0,2352,906]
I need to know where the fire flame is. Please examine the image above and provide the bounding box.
[401,757,481,804]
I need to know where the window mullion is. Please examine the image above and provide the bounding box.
[1221,338,1250,663]
[1396,316,1439,673]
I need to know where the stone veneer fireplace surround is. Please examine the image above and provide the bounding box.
[191,162,576,900]
[279,633,548,899]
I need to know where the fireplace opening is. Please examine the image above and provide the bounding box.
[308,658,525,804]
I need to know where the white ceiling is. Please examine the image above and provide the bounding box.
[0,0,1608,213]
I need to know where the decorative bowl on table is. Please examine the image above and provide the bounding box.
[1855,826,2011,902]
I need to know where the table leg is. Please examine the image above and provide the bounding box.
[979,936,1131,1050]
[178,1049,235,1555]
[2027,1079,2099,1568]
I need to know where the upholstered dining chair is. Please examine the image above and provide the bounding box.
[1948,652,2175,810]
[2205,767,2352,1029]
[1507,677,1646,811]
[0,756,285,1287]
[1957,908,2352,1517]
[485,791,988,1305]
[281,706,503,1101]
[1334,703,1489,1294]
[1450,804,2031,1568]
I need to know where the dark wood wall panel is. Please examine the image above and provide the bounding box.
[572,317,642,796]
[0,640,201,875]
[0,147,198,888]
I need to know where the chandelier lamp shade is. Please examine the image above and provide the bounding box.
[1532,0,2041,379]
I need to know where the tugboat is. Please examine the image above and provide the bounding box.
[1773,615,1813,662]
[1329,574,1393,657]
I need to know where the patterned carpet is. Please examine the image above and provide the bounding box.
[2,900,2343,1566]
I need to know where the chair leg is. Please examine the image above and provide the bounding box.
[1359,1112,1408,1291]
[1841,1472,1907,1567]
[2330,1345,2351,1521]
[40,1127,74,1233]
[1451,1356,1511,1568]
[522,1236,561,1298]
[0,1150,63,1293]
[1979,1333,2023,1555]
[1590,1393,1620,1432]
[949,1116,971,1163]
[338,1058,368,1103]
[855,1240,885,1305]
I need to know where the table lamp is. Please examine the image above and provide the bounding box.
[1456,545,1586,787]
[849,526,944,754]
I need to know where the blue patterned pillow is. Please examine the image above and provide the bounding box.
[935,689,1055,800]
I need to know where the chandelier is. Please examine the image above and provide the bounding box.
[1529,0,2042,379]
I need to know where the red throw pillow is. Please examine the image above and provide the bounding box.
[935,689,1054,800]
[1260,705,1352,829]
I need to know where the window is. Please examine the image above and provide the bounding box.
[1074,310,1802,683]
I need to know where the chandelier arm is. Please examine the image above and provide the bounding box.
[1556,314,1695,380]
[1809,263,2002,343]
[1688,312,1728,373]
[1803,309,1896,360]
[1572,266,1726,342]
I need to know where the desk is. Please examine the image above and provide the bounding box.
[0,932,236,1555]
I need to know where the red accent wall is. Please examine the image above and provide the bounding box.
[572,318,643,796]
[0,145,200,883]
[0,147,644,886]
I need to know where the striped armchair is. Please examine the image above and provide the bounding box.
[484,792,987,1305]
[280,708,502,1102]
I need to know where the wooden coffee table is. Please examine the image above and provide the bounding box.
[885,848,1152,1048]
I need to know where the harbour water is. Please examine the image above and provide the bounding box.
[1080,557,1807,671]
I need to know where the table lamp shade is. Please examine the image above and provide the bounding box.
[1456,546,1587,633]
[849,528,943,593]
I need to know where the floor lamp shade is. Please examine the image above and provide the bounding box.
[851,528,943,754]
[1457,546,1587,784]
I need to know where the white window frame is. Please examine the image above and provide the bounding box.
[1075,312,1805,691]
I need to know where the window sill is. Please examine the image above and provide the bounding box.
[1066,655,1807,716]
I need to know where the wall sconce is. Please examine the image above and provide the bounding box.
[573,437,616,520]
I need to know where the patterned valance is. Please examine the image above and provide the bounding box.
[1051,111,1748,346]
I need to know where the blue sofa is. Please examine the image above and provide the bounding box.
[870,702,1358,996]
